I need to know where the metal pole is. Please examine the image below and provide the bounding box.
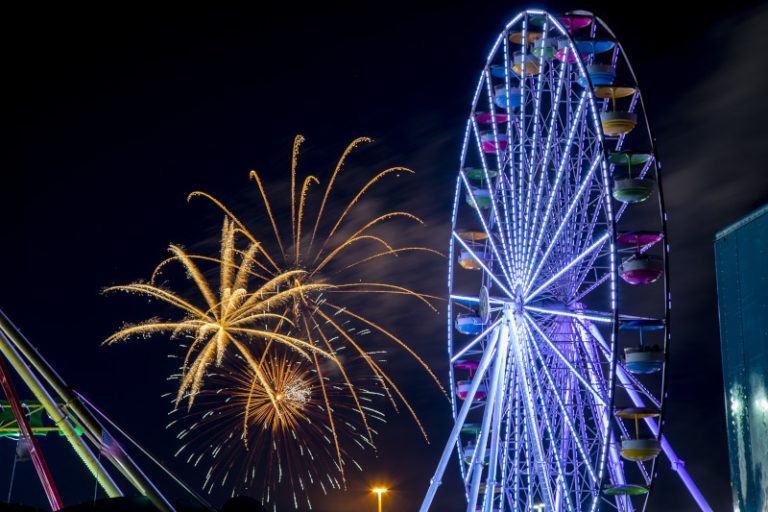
[585,322,713,512]
[378,492,382,512]
[0,309,173,512]
[0,329,122,497]
[481,322,511,512]
[468,320,510,512]
[0,356,63,509]
[420,327,500,512]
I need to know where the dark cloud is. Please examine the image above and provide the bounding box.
[644,5,768,511]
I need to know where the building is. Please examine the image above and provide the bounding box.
[715,203,768,512]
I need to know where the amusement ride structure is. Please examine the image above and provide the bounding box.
[421,9,713,512]
[0,309,211,511]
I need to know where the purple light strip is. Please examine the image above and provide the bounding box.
[521,320,598,485]
[524,314,607,404]
[525,233,609,302]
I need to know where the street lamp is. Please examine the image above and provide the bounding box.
[371,487,387,512]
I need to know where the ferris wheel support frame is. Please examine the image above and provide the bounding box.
[584,323,712,512]
[421,324,502,511]
[421,311,713,512]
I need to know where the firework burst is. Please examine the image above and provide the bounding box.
[104,217,333,407]
[168,348,384,508]
[108,136,444,507]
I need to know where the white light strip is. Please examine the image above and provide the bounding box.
[451,317,504,363]
[522,320,598,485]
[459,171,514,287]
[524,305,613,324]
[512,319,557,508]
[502,28,522,278]
[520,18,549,280]
[526,233,609,302]
[472,94,515,276]
[449,294,505,305]
[522,56,567,279]
[516,18,528,277]
[525,152,603,293]
[524,314,608,405]
[523,94,587,282]
[453,230,514,298]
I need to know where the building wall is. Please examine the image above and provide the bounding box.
[715,204,768,512]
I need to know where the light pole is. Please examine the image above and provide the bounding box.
[371,487,387,512]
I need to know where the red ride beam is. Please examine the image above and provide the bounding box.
[0,356,62,510]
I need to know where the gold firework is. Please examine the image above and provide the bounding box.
[187,136,446,484]
[108,135,445,506]
[169,348,381,508]
[104,217,334,407]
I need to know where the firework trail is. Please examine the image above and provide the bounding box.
[107,136,445,507]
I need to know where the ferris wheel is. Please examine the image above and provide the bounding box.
[420,9,711,512]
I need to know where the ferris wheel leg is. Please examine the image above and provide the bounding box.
[467,320,510,512]
[420,326,502,512]
[479,323,510,512]
[584,323,714,512]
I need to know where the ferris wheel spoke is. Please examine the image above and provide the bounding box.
[570,321,616,499]
[500,35,523,277]
[524,305,612,325]
[525,152,603,294]
[526,232,609,302]
[523,93,587,281]
[498,359,518,512]
[458,173,515,287]
[452,231,514,299]
[467,321,510,512]
[520,20,562,282]
[520,332,575,512]
[523,59,568,278]
[512,322,556,510]
[521,320,599,487]
[451,317,504,363]
[524,314,607,406]
[474,82,516,274]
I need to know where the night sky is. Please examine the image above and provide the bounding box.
[3,2,768,511]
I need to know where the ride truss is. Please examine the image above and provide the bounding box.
[421,9,712,512]
[0,309,203,511]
